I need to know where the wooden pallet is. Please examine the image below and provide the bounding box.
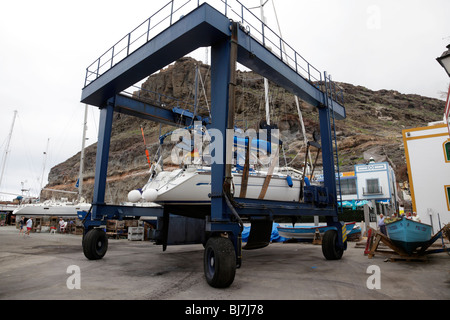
[387,255,428,262]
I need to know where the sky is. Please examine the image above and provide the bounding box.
[0,0,449,201]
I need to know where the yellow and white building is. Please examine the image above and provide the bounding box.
[403,122,450,232]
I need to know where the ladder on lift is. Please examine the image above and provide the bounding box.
[323,73,344,213]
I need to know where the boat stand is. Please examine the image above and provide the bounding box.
[312,228,323,245]
[365,228,450,262]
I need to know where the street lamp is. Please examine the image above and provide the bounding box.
[437,44,450,77]
[437,44,450,136]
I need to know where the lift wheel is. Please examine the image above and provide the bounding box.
[83,228,108,260]
[204,237,236,288]
[322,230,344,260]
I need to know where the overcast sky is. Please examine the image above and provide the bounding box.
[1,0,449,201]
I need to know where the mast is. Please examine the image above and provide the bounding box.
[260,0,271,125]
[0,110,18,192]
[39,138,50,199]
[192,64,199,124]
[78,104,88,202]
[271,0,312,172]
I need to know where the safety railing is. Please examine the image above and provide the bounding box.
[362,186,383,196]
[84,0,344,106]
[84,0,197,88]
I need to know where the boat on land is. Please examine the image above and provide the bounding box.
[128,115,306,218]
[12,199,91,218]
[130,165,303,218]
[385,217,433,254]
[277,222,358,240]
[13,105,92,219]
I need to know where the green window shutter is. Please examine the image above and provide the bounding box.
[445,142,450,162]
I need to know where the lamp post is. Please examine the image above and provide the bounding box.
[436,44,450,136]
[437,44,450,77]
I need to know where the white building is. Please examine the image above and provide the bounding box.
[354,162,397,205]
[403,122,450,233]
[315,161,398,212]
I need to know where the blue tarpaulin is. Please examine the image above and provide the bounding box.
[242,223,287,243]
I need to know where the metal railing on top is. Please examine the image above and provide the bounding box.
[84,0,344,106]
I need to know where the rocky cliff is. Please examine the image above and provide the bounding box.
[43,57,446,205]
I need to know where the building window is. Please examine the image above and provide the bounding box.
[444,140,450,163]
[364,179,382,195]
[446,186,450,211]
[337,178,357,195]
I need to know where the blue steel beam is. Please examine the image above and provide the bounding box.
[79,204,163,231]
[81,3,345,120]
[92,204,164,219]
[114,94,181,127]
[114,94,209,127]
[232,198,337,217]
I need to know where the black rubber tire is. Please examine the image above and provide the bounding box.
[204,237,236,288]
[83,228,108,260]
[322,230,344,260]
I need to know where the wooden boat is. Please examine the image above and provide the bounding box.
[277,222,357,240]
[385,217,432,254]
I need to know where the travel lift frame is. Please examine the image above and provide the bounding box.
[79,2,347,288]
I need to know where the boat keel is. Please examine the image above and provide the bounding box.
[243,219,273,250]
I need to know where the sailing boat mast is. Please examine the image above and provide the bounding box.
[260,0,271,125]
[271,0,312,173]
[0,110,18,192]
[77,104,89,202]
[39,138,50,199]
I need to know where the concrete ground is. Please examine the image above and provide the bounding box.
[1,226,449,300]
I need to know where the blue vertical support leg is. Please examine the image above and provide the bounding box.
[92,98,115,220]
[203,23,242,288]
[209,37,230,226]
[319,98,346,255]
[82,99,114,261]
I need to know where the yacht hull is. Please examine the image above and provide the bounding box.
[144,168,302,218]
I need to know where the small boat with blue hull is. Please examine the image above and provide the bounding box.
[385,217,432,254]
[277,222,357,241]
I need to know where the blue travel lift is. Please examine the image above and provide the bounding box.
[79,1,347,288]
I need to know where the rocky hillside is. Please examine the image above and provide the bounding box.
[43,57,446,204]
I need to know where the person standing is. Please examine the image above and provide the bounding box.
[25,217,33,237]
[378,214,387,236]
[19,217,25,235]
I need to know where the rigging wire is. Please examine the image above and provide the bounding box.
[14,113,42,196]
[198,64,212,119]
[271,0,313,172]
